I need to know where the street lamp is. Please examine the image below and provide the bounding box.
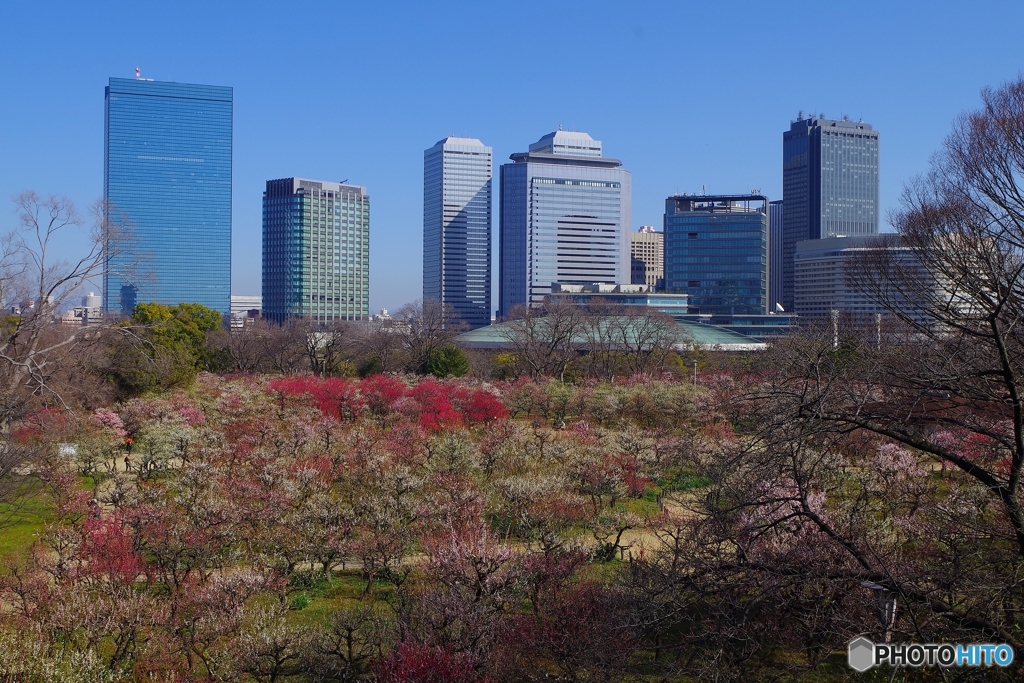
[860,581,897,643]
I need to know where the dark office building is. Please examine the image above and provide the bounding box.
[664,194,768,315]
[104,76,232,315]
[781,115,879,311]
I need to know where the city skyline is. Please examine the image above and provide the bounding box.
[2,1,1022,313]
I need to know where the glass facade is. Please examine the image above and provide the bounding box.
[664,195,768,316]
[499,131,631,316]
[104,77,232,315]
[423,137,492,329]
[262,178,370,324]
[781,116,879,310]
[769,200,783,312]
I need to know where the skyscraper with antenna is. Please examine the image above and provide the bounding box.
[780,114,879,311]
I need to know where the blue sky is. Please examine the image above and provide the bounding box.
[1,0,1022,313]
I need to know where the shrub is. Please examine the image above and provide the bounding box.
[428,345,470,378]
[360,374,407,416]
[358,356,384,377]
[407,379,464,432]
[464,389,509,425]
[378,643,489,683]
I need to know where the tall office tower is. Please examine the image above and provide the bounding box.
[630,226,664,289]
[664,194,768,315]
[499,131,631,316]
[769,200,783,312]
[781,114,879,311]
[262,178,370,324]
[104,77,232,315]
[423,137,493,329]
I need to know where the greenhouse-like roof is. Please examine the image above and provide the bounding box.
[457,317,766,351]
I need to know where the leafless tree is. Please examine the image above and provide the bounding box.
[615,308,684,375]
[625,79,1024,679]
[500,298,588,382]
[577,299,619,379]
[581,302,684,378]
[305,320,361,376]
[841,77,1024,564]
[0,192,128,526]
[0,193,125,417]
[219,318,276,373]
[395,299,466,374]
[355,317,405,373]
[259,319,308,374]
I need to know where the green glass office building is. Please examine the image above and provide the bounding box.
[262,178,370,324]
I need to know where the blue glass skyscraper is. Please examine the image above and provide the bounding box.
[104,77,232,315]
[423,137,492,329]
[499,131,631,317]
[664,194,768,315]
[781,115,878,311]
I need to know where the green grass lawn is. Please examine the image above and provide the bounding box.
[286,570,397,626]
[0,484,53,559]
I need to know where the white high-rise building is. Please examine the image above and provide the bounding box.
[82,292,102,309]
[423,137,493,329]
[793,235,932,326]
[499,131,632,315]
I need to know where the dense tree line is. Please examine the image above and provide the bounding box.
[215,299,469,380]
